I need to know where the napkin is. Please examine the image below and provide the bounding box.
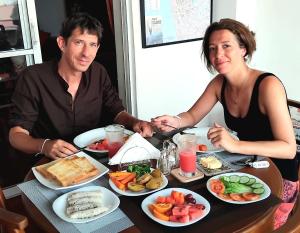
[108,133,160,165]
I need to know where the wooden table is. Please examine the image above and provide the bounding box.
[18,155,282,233]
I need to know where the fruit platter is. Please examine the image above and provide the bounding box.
[141,188,210,227]
[207,172,271,204]
[108,165,168,196]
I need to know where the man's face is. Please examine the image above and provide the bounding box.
[59,28,99,73]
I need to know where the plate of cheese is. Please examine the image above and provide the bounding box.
[197,153,234,176]
[52,185,120,223]
[33,152,109,190]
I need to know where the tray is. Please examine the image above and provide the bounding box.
[197,153,234,176]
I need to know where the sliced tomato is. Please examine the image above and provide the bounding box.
[198,144,208,151]
[217,193,232,201]
[229,193,245,202]
[242,192,260,201]
[210,179,225,194]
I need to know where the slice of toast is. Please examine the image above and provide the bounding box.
[35,155,78,180]
[46,158,82,186]
[35,155,99,187]
[71,157,100,178]
[45,156,99,186]
[35,159,62,180]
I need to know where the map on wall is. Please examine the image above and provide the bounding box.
[140,0,212,48]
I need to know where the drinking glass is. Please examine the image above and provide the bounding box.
[177,134,197,177]
[105,124,125,158]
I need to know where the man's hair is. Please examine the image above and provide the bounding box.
[60,12,103,45]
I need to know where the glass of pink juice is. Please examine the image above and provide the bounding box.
[107,141,123,158]
[105,124,125,159]
[179,151,196,173]
[177,134,197,177]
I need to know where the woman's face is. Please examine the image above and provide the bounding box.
[208,29,246,75]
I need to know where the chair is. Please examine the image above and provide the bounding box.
[0,186,28,233]
[272,185,300,233]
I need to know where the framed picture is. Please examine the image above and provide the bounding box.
[140,0,212,48]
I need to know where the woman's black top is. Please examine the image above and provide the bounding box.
[221,73,298,181]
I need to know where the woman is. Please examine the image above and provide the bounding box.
[152,18,298,228]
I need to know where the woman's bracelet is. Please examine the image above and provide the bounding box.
[35,138,50,157]
[174,115,182,128]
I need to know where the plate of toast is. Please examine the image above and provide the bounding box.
[33,152,109,190]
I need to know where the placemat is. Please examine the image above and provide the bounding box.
[18,178,133,233]
[214,152,264,170]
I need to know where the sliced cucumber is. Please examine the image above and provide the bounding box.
[229,175,240,183]
[245,178,256,186]
[253,188,265,194]
[222,176,230,182]
[239,176,250,184]
[251,183,264,189]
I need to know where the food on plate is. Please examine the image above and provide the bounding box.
[150,168,162,178]
[88,135,130,151]
[127,164,151,177]
[127,182,146,192]
[209,174,265,202]
[200,156,222,169]
[66,190,109,219]
[88,139,109,150]
[36,155,99,186]
[109,168,163,192]
[148,190,206,222]
[68,190,102,202]
[137,173,152,184]
[146,177,163,190]
[198,144,208,151]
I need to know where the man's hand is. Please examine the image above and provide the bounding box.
[114,111,154,137]
[42,139,79,160]
[132,120,154,137]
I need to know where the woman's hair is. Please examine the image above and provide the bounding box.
[60,12,103,45]
[202,18,256,73]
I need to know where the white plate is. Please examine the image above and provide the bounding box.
[109,171,168,196]
[207,172,271,204]
[197,153,234,176]
[173,127,238,153]
[32,152,109,190]
[52,186,120,223]
[73,127,134,153]
[141,188,210,227]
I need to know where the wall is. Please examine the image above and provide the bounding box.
[115,0,300,129]
[117,0,238,127]
[251,0,300,101]
[124,0,240,126]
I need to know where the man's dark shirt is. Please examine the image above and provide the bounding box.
[9,60,125,142]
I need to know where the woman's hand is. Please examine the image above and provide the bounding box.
[207,123,238,153]
[42,139,79,159]
[151,115,180,132]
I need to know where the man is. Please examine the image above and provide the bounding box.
[9,13,153,160]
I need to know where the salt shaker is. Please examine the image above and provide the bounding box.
[158,149,171,175]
